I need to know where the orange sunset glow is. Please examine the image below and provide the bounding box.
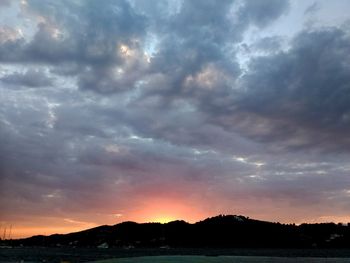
[6,195,350,239]
[126,198,208,224]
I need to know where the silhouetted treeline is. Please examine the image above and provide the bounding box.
[4,215,350,248]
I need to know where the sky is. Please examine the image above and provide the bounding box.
[1,0,350,239]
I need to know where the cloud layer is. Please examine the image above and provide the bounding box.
[1,0,350,238]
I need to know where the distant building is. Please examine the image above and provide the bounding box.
[97,242,109,248]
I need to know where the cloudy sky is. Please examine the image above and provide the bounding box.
[1,0,350,238]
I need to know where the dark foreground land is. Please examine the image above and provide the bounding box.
[1,248,350,263]
[6,215,350,249]
[3,215,350,262]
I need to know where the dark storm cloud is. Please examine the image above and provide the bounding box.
[1,69,54,87]
[0,0,290,95]
[0,0,147,64]
[233,26,350,152]
[111,0,291,145]
[0,0,148,93]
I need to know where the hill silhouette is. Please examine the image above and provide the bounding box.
[4,215,350,248]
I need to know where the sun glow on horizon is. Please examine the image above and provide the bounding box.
[150,216,176,224]
[6,225,97,239]
[126,198,207,224]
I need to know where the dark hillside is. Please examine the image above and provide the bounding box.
[4,215,350,249]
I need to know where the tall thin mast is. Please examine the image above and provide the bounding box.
[3,227,7,240]
[8,225,12,240]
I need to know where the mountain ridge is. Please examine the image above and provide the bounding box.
[3,215,350,248]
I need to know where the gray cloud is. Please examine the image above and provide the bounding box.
[0,0,149,93]
[304,2,320,15]
[0,26,22,44]
[1,69,54,87]
[233,26,350,152]
[0,0,290,95]
[250,36,284,53]
[0,0,11,7]
[14,0,147,64]
[238,0,290,28]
